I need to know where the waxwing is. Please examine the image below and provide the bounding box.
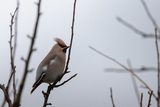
[30,38,69,94]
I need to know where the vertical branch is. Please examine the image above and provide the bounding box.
[8,7,18,105]
[0,7,18,107]
[64,0,77,72]
[42,0,77,106]
[110,87,115,107]
[8,7,18,91]
[147,91,153,107]
[140,93,143,107]
[13,0,19,102]
[140,0,160,34]
[13,0,42,107]
[155,28,160,106]
[127,59,140,104]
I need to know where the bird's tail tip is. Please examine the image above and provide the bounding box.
[30,92,32,95]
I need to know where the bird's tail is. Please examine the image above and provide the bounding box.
[30,73,45,94]
[30,81,42,94]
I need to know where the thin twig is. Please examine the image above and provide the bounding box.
[0,84,13,107]
[54,73,77,87]
[7,7,18,91]
[13,1,19,102]
[140,0,160,34]
[42,0,77,107]
[147,91,153,107]
[0,8,18,107]
[13,0,42,107]
[127,59,140,104]
[89,46,157,99]
[110,87,115,107]
[140,93,143,107]
[155,28,160,106]
[64,0,77,73]
[105,67,157,73]
[117,17,160,39]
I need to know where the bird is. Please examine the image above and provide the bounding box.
[30,38,69,94]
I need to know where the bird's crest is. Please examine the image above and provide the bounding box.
[54,38,66,47]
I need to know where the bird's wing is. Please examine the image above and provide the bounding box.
[31,72,46,94]
[33,54,57,87]
[41,53,57,67]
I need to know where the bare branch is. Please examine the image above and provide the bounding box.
[89,46,157,99]
[46,103,52,106]
[147,91,153,107]
[110,87,115,107]
[8,7,18,91]
[1,7,18,107]
[64,0,77,73]
[127,59,140,104]
[42,0,77,106]
[105,67,157,73]
[0,84,13,107]
[13,4,19,102]
[140,0,160,34]
[155,28,160,106]
[117,17,160,39]
[140,93,143,107]
[13,0,42,106]
[54,73,77,87]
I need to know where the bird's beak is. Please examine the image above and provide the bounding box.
[66,46,70,49]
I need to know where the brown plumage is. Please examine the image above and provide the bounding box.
[30,38,69,94]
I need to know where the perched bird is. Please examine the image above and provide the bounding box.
[30,38,69,94]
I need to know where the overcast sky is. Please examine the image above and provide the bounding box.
[0,0,160,107]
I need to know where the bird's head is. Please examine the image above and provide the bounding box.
[54,38,69,53]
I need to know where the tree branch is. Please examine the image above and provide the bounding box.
[105,67,157,73]
[110,87,115,107]
[8,7,18,95]
[117,17,160,39]
[13,0,42,106]
[155,28,160,106]
[89,46,157,100]
[54,73,77,87]
[140,0,160,34]
[147,91,153,107]
[42,0,77,107]
[13,1,19,102]
[140,93,143,107]
[0,84,13,107]
[127,59,140,104]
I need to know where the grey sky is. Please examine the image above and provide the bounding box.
[0,0,159,107]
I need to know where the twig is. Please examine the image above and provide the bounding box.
[140,93,143,107]
[89,46,157,99]
[8,7,18,96]
[54,73,77,87]
[147,91,153,107]
[13,0,42,107]
[127,59,140,104]
[13,1,19,102]
[155,28,160,106]
[117,17,160,39]
[0,8,18,107]
[105,67,157,72]
[42,0,77,107]
[110,87,115,107]
[0,84,13,107]
[140,0,160,34]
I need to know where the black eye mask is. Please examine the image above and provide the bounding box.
[58,43,65,48]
